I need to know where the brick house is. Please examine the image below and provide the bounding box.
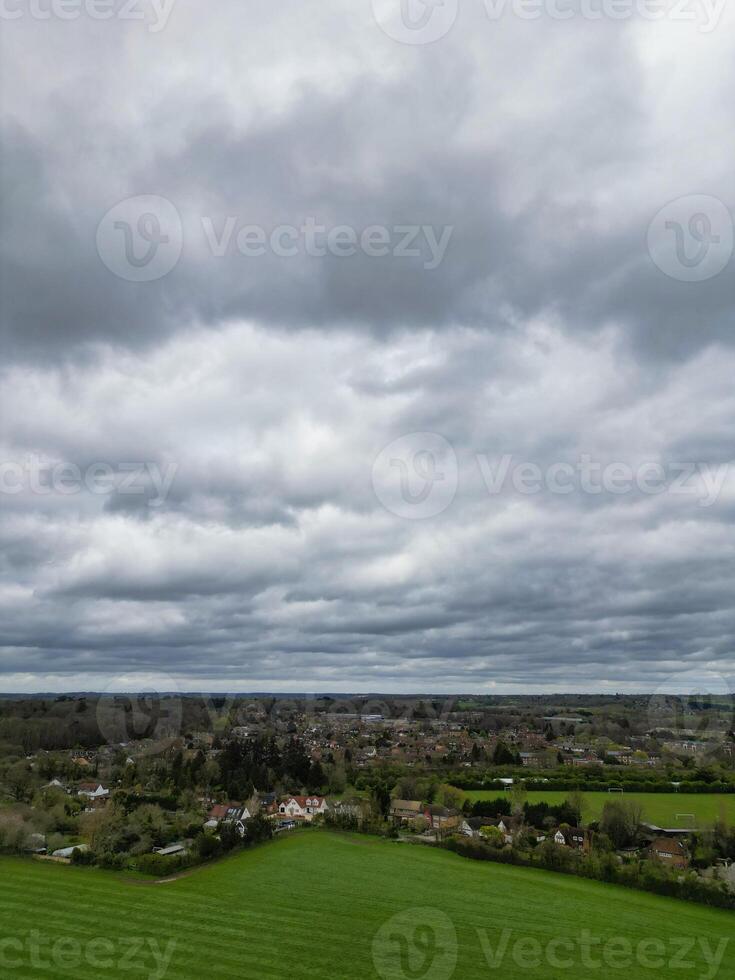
[648,837,689,869]
[423,805,461,834]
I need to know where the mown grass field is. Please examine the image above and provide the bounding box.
[1,830,733,979]
[460,790,735,827]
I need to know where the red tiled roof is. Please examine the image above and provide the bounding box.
[208,801,242,820]
[282,796,325,807]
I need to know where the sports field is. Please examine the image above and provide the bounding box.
[460,790,735,827]
[0,831,732,978]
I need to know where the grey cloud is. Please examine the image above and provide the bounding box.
[1,322,735,690]
[1,4,734,691]
[5,10,726,366]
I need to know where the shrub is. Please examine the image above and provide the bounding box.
[134,852,186,876]
[442,838,735,911]
[70,847,95,865]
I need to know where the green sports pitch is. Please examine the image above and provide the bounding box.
[460,790,735,827]
[0,831,732,978]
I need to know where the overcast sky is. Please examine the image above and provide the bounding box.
[1,0,734,693]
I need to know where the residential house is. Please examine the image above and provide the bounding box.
[468,815,520,843]
[663,740,699,754]
[206,802,253,836]
[497,816,526,843]
[460,819,475,837]
[554,827,591,852]
[389,799,423,824]
[648,837,689,869]
[277,796,328,822]
[206,802,232,825]
[423,805,461,835]
[258,792,278,815]
[77,782,109,801]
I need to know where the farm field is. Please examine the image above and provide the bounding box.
[460,790,735,827]
[0,830,733,979]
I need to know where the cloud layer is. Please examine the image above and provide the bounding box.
[1,0,734,690]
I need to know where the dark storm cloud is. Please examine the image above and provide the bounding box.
[0,3,734,691]
[1,321,734,691]
[5,8,730,366]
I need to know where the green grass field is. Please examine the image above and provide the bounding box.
[460,790,735,827]
[0,831,733,978]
